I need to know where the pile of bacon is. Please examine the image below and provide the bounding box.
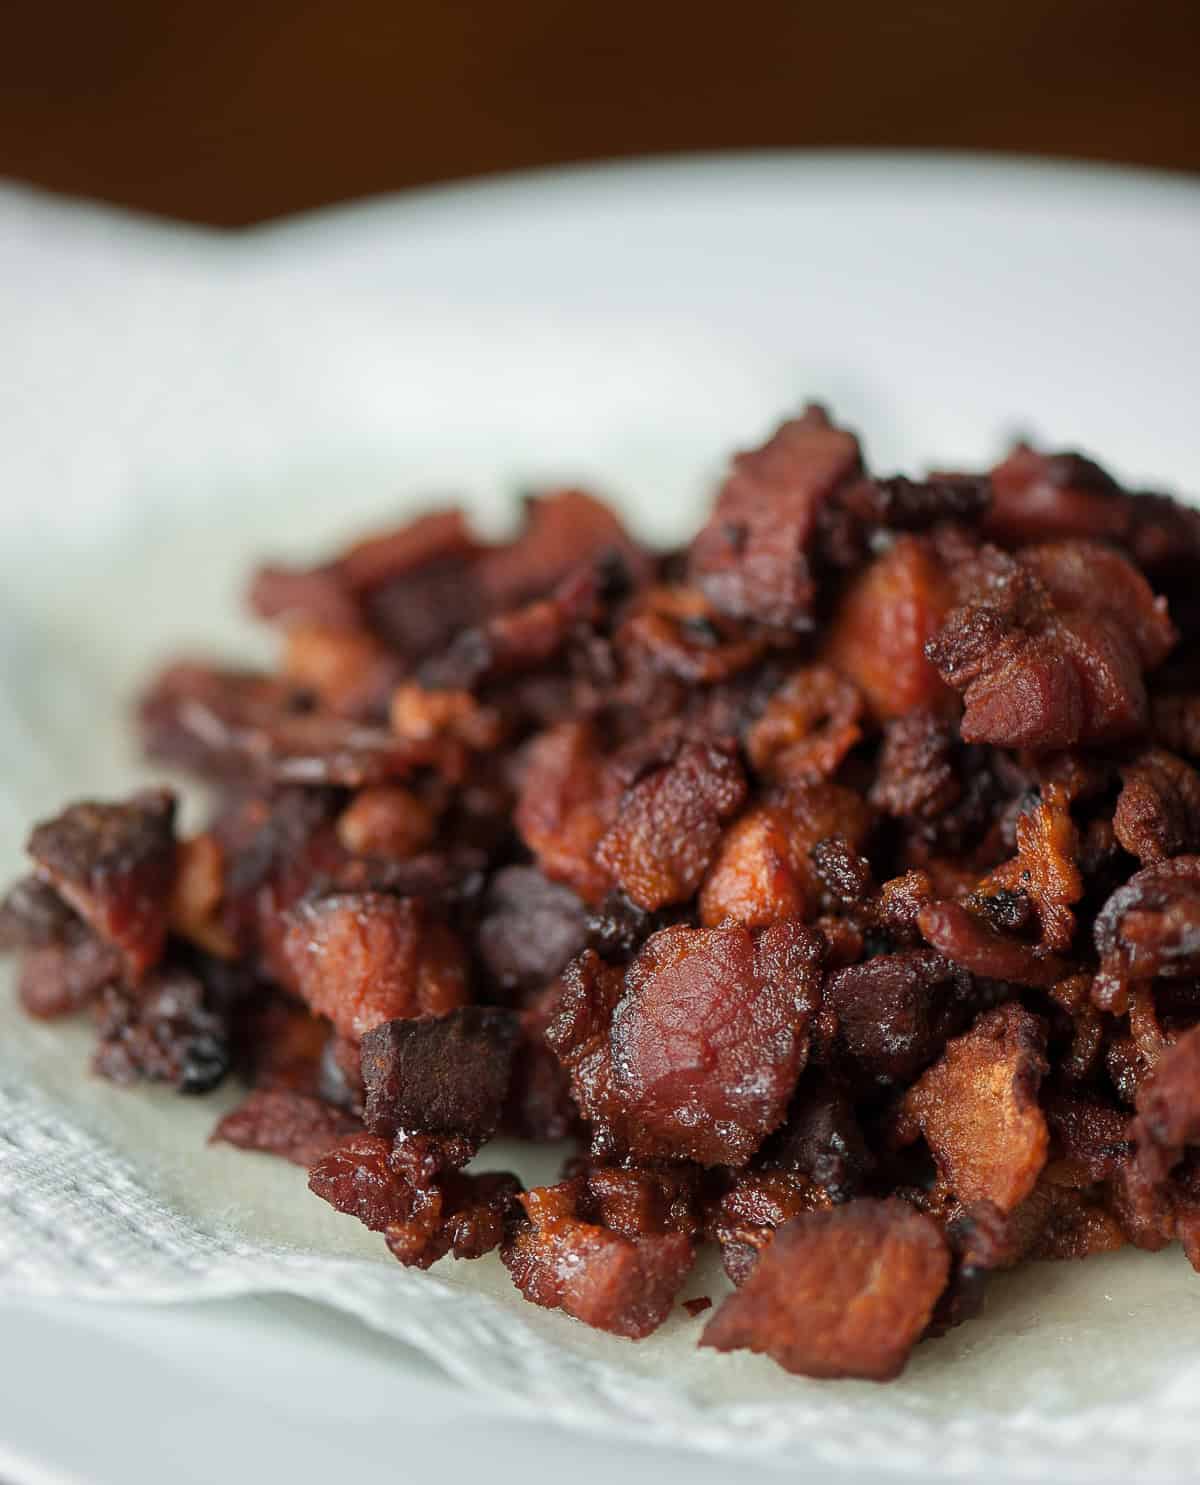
[8,406,1200,1382]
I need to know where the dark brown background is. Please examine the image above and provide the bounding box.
[3,0,1198,226]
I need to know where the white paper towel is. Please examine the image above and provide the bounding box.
[3,168,1200,1480]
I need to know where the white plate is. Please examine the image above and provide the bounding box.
[1,153,1199,1485]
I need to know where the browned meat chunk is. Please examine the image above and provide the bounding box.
[282,892,469,1040]
[1113,749,1200,865]
[595,739,747,911]
[477,866,588,993]
[745,665,863,783]
[701,1198,950,1381]
[824,536,955,720]
[926,542,1175,750]
[359,1007,519,1140]
[699,782,873,929]
[894,1004,1049,1212]
[93,964,233,1093]
[27,790,177,982]
[689,405,862,630]
[824,949,974,1090]
[549,921,821,1167]
[502,1181,694,1338]
[211,1089,360,1166]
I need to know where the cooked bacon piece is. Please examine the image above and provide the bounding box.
[211,1089,360,1166]
[0,875,83,950]
[238,994,330,1095]
[824,950,975,1091]
[384,1170,522,1268]
[985,446,1134,548]
[1124,1025,1200,1252]
[477,866,588,993]
[281,622,402,719]
[595,739,747,911]
[359,1006,519,1140]
[825,536,955,720]
[758,1072,875,1203]
[282,891,469,1041]
[918,899,1069,987]
[689,406,862,630]
[140,663,426,787]
[1152,694,1200,760]
[1092,857,1200,1013]
[894,1004,1049,1212]
[1113,749,1200,865]
[870,710,961,822]
[576,1161,703,1241]
[706,1168,833,1285]
[248,563,363,630]
[502,1180,694,1338]
[549,921,821,1167]
[985,445,1200,577]
[809,834,874,906]
[336,786,438,860]
[336,510,479,595]
[618,586,765,685]
[699,782,873,929]
[514,721,622,903]
[308,1133,422,1230]
[17,937,123,1019]
[391,683,489,748]
[309,1129,518,1266]
[480,490,651,608]
[169,833,236,959]
[93,964,233,1093]
[983,782,1082,952]
[745,665,863,783]
[927,542,1175,750]
[502,981,579,1142]
[701,1198,950,1381]
[27,790,177,982]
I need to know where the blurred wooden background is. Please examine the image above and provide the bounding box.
[3,0,1197,225]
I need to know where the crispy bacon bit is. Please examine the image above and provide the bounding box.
[745,666,863,784]
[282,623,402,718]
[706,1169,833,1285]
[689,406,863,630]
[619,586,765,685]
[16,407,1200,1382]
[477,866,588,993]
[170,833,236,959]
[983,782,1082,952]
[514,721,622,903]
[895,1004,1049,1212]
[699,782,873,929]
[701,1198,950,1381]
[0,875,83,950]
[479,490,650,610]
[824,950,975,1091]
[595,739,747,911]
[93,965,233,1093]
[501,1181,694,1338]
[1114,749,1200,865]
[211,1089,360,1166]
[360,1007,519,1140]
[141,663,425,787]
[927,542,1175,750]
[918,899,1068,987]
[282,892,469,1040]
[17,937,123,1019]
[336,786,438,860]
[27,790,177,982]
[549,922,821,1167]
[824,536,955,720]
[1093,857,1200,1013]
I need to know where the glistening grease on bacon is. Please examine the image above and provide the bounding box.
[8,407,1200,1380]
